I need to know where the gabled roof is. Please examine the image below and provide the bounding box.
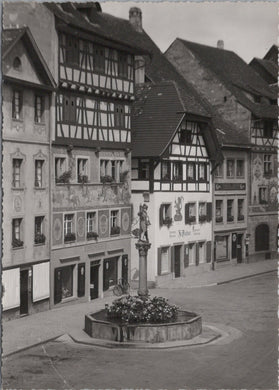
[44,2,150,55]
[175,39,277,120]
[132,82,185,157]
[263,44,278,64]
[250,58,277,81]
[2,27,56,88]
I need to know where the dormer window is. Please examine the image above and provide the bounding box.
[13,57,22,71]
[65,35,79,65]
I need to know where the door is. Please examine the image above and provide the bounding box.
[174,246,181,278]
[237,234,243,263]
[77,263,85,298]
[54,268,62,304]
[90,265,99,300]
[20,270,29,315]
[122,255,128,284]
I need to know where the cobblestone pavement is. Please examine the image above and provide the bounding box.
[2,272,277,390]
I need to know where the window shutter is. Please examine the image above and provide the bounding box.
[159,205,164,227]
[70,97,76,122]
[195,243,199,266]
[185,203,190,224]
[171,246,174,273]
[77,263,85,297]
[63,96,69,122]
[206,241,212,263]
[184,245,189,268]
[157,247,162,276]
[54,268,62,304]
[206,202,212,222]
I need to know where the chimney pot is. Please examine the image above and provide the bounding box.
[129,7,142,33]
[217,40,224,50]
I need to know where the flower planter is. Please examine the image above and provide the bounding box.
[87,232,98,240]
[78,175,88,184]
[35,233,46,244]
[163,217,172,227]
[56,170,71,184]
[111,226,120,236]
[101,175,114,184]
[199,215,207,223]
[64,233,76,242]
[12,238,24,248]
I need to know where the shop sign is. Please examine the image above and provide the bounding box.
[215,183,246,191]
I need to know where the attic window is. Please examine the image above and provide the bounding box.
[13,57,22,71]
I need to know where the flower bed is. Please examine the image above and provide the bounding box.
[106,295,178,324]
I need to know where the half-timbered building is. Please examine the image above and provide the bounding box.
[165,38,278,261]
[2,27,56,319]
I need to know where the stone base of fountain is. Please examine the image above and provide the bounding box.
[85,310,202,343]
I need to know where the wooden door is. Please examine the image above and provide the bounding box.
[77,263,85,297]
[90,265,99,300]
[54,268,62,304]
[20,270,29,315]
[174,246,181,278]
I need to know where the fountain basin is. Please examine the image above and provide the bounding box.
[85,310,202,343]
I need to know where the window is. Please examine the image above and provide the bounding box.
[236,160,244,177]
[185,203,196,224]
[263,121,273,138]
[259,187,268,204]
[114,104,125,128]
[173,162,182,181]
[199,163,206,181]
[237,199,244,221]
[55,157,67,182]
[110,210,120,236]
[77,158,89,183]
[198,202,206,223]
[35,95,44,123]
[34,216,45,244]
[54,266,74,303]
[179,129,192,144]
[63,95,76,123]
[187,162,195,181]
[139,160,149,180]
[87,212,97,239]
[12,90,22,120]
[100,159,124,182]
[103,257,118,291]
[215,200,223,223]
[227,199,234,222]
[12,218,23,248]
[94,44,105,73]
[118,52,128,78]
[111,161,117,181]
[13,57,21,71]
[215,162,223,178]
[64,214,75,242]
[35,160,44,187]
[226,160,234,178]
[160,247,169,274]
[161,161,171,181]
[160,203,172,226]
[264,154,272,174]
[12,159,22,187]
[65,35,79,65]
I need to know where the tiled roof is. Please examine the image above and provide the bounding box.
[250,58,277,81]
[132,82,185,157]
[2,28,26,57]
[177,39,278,119]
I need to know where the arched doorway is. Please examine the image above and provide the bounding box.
[255,224,269,251]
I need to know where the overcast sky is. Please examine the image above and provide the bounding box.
[101,1,278,63]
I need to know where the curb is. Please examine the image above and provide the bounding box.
[216,269,277,285]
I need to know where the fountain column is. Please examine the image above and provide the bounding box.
[136,241,151,297]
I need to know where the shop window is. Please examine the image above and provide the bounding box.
[259,187,268,204]
[110,210,120,236]
[226,160,235,178]
[103,257,118,291]
[12,158,23,188]
[227,199,234,222]
[114,104,125,128]
[55,157,67,183]
[12,218,23,248]
[159,203,172,227]
[215,162,223,178]
[63,95,76,123]
[65,35,79,65]
[263,121,273,138]
[34,216,46,245]
[77,158,89,183]
[87,212,98,240]
[215,200,223,223]
[161,161,171,181]
[198,202,207,223]
[199,163,206,181]
[139,160,149,180]
[255,224,269,251]
[12,90,22,120]
[35,95,44,123]
[264,154,272,174]
[236,160,244,178]
[118,52,128,78]
[35,159,44,187]
[185,203,196,224]
[93,44,105,73]
[64,214,76,242]
[54,265,74,304]
[77,263,85,297]
[215,235,229,261]
[173,161,182,181]
[187,162,195,182]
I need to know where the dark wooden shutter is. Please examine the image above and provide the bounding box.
[232,234,237,258]
[195,243,199,266]
[206,241,212,263]
[63,96,70,122]
[206,202,212,222]
[77,263,85,297]
[159,205,164,227]
[171,246,175,273]
[184,245,189,268]
[54,268,62,304]
[157,247,162,276]
[185,203,190,224]
[70,96,76,122]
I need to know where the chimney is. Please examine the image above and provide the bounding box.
[217,40,224,50]
[129,7,142,33]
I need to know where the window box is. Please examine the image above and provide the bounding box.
[227,216,234,222]
[12,238,24,248]
[199,215,207,223]
[87,231,98,240]
[56,170,71,184]
[238,215,244,221]
[78,174,88,184]
[162,217,173,227]
[111,226,120,236]
[64,233,76,243]
[216,216,223,223]
[264,170,273,176]
[101,175,114,184]
[35,233,46,245]
[189,216,196,223]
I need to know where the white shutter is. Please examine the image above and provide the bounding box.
[2,268,20,310]
[32,262,50,302]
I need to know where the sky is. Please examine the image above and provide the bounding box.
[101,1,278,63]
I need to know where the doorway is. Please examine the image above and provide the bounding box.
[174,246,181,278]
[122,255,128,284]
[20,269,29,315]
[237,234,243,263]
[90,263,99,300]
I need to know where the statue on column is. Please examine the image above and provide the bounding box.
[138,203,150,242]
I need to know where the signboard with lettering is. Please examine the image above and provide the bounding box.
[215,183,246,191]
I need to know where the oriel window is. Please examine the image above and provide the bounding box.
[35,160,44,187]
[12,90,22,120]
[35,95,44,123]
